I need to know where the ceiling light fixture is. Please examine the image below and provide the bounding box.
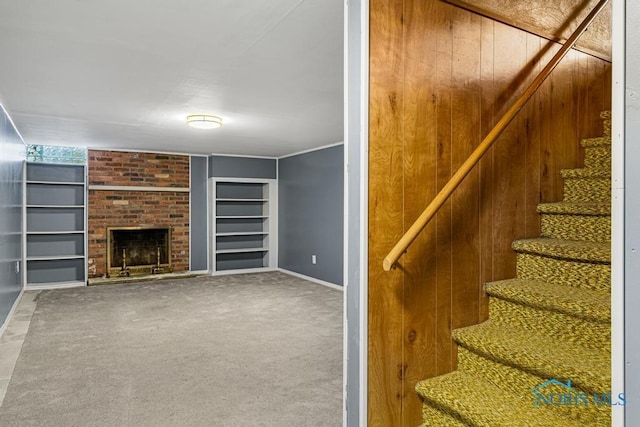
[186,114,223,129]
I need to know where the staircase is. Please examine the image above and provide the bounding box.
[415,111,612,427]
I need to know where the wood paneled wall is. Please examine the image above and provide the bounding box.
[367,0,612,425]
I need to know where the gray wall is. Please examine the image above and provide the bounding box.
[0,106,25,326]
[278,145,344,285]
[190,156,208,271]
[208,155,276,179]
[626,0,640,422]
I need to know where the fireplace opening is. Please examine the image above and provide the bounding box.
[107,227,172,277]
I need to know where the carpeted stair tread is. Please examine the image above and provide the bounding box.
[512,238,610,263]
[416,371,581,427]
[581,136,611,148]
[422,405,468,426]
[537,202,610,216]
[455,347,611,425]
[560,168,610,179]
[452,321,610,394]
[485,278,610,323]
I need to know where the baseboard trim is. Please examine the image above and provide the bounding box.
[190,270,210,275]
[0,289,24,338]
[26,281,85,290]
[277,268,344,291]
[212,267,277,276]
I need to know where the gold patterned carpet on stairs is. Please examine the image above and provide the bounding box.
[416,111,613,426]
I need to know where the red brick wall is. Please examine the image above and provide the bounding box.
[89,151,189,187]
[87,150,190,278]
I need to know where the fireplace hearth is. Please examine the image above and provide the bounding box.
[107,226,172,277]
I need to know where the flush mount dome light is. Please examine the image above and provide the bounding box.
[186,114,223,129]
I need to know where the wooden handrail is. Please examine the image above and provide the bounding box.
[383,0,610,272]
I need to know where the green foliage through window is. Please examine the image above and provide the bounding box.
[27,145,87,164]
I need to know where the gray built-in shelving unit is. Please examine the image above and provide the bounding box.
[212,179,277,274]
[25,162,87,288]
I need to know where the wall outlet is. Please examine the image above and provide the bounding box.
[15,261,20,274]
[311,255,317,264]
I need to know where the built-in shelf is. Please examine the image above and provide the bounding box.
[216,215,268,219]
[216,232,269,237]
[27,205,84,208]
[212,180,276,273]
[27,255,85,261]
[216,248,269,254]
[26,162,87,288]
[26,180,85,186]
[216,198,268,202]
[27,230,85,235]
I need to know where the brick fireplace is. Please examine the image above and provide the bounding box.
[87,150,190,278]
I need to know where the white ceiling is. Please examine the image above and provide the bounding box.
[0,0,344,157]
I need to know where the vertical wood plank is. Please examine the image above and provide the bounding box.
[478,16,495,322]
[524,33,542,238]
[433,1,455,377]
[450,7,482,331]
[539,39,561,204]
[401,0,440,424]
[490,24,529,280]
[368,0,405,424]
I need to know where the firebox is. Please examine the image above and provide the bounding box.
[106,226,172,277]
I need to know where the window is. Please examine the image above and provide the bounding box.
[27,145,87,164]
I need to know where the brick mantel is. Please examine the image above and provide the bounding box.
[87,150,190,278]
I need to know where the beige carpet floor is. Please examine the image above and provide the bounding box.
[0,272,343,426]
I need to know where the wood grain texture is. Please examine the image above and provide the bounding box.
[368,0,406,425]
[444,0,612,61]
[367,0,611,424]
[401,0,440,423]
[449,7,482,332]
[477,17,496,327]
[433,2,455,380]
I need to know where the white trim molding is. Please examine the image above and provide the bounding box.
[611,0,624,425]
[88,185,190,192]
[25,281,86,290]
[278,268,344,292]
[0,290,24,338]
[209,153,278,160]
[278,142,344,160]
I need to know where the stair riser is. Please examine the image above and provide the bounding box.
[457,348,610,426]
[563,177,611,203]
[489,298,610,352]
[516,253,610,291]
[584,146,611,171]
[540,214,611,243]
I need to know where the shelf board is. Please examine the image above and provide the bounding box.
[216,198,268,202]
[27,205,84,208]
[27,255,85,261]
[216,232,268,237]
[216,247,269,254]
[27,231,85,235]
[216,215,268,219]
[27,180,85,186]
